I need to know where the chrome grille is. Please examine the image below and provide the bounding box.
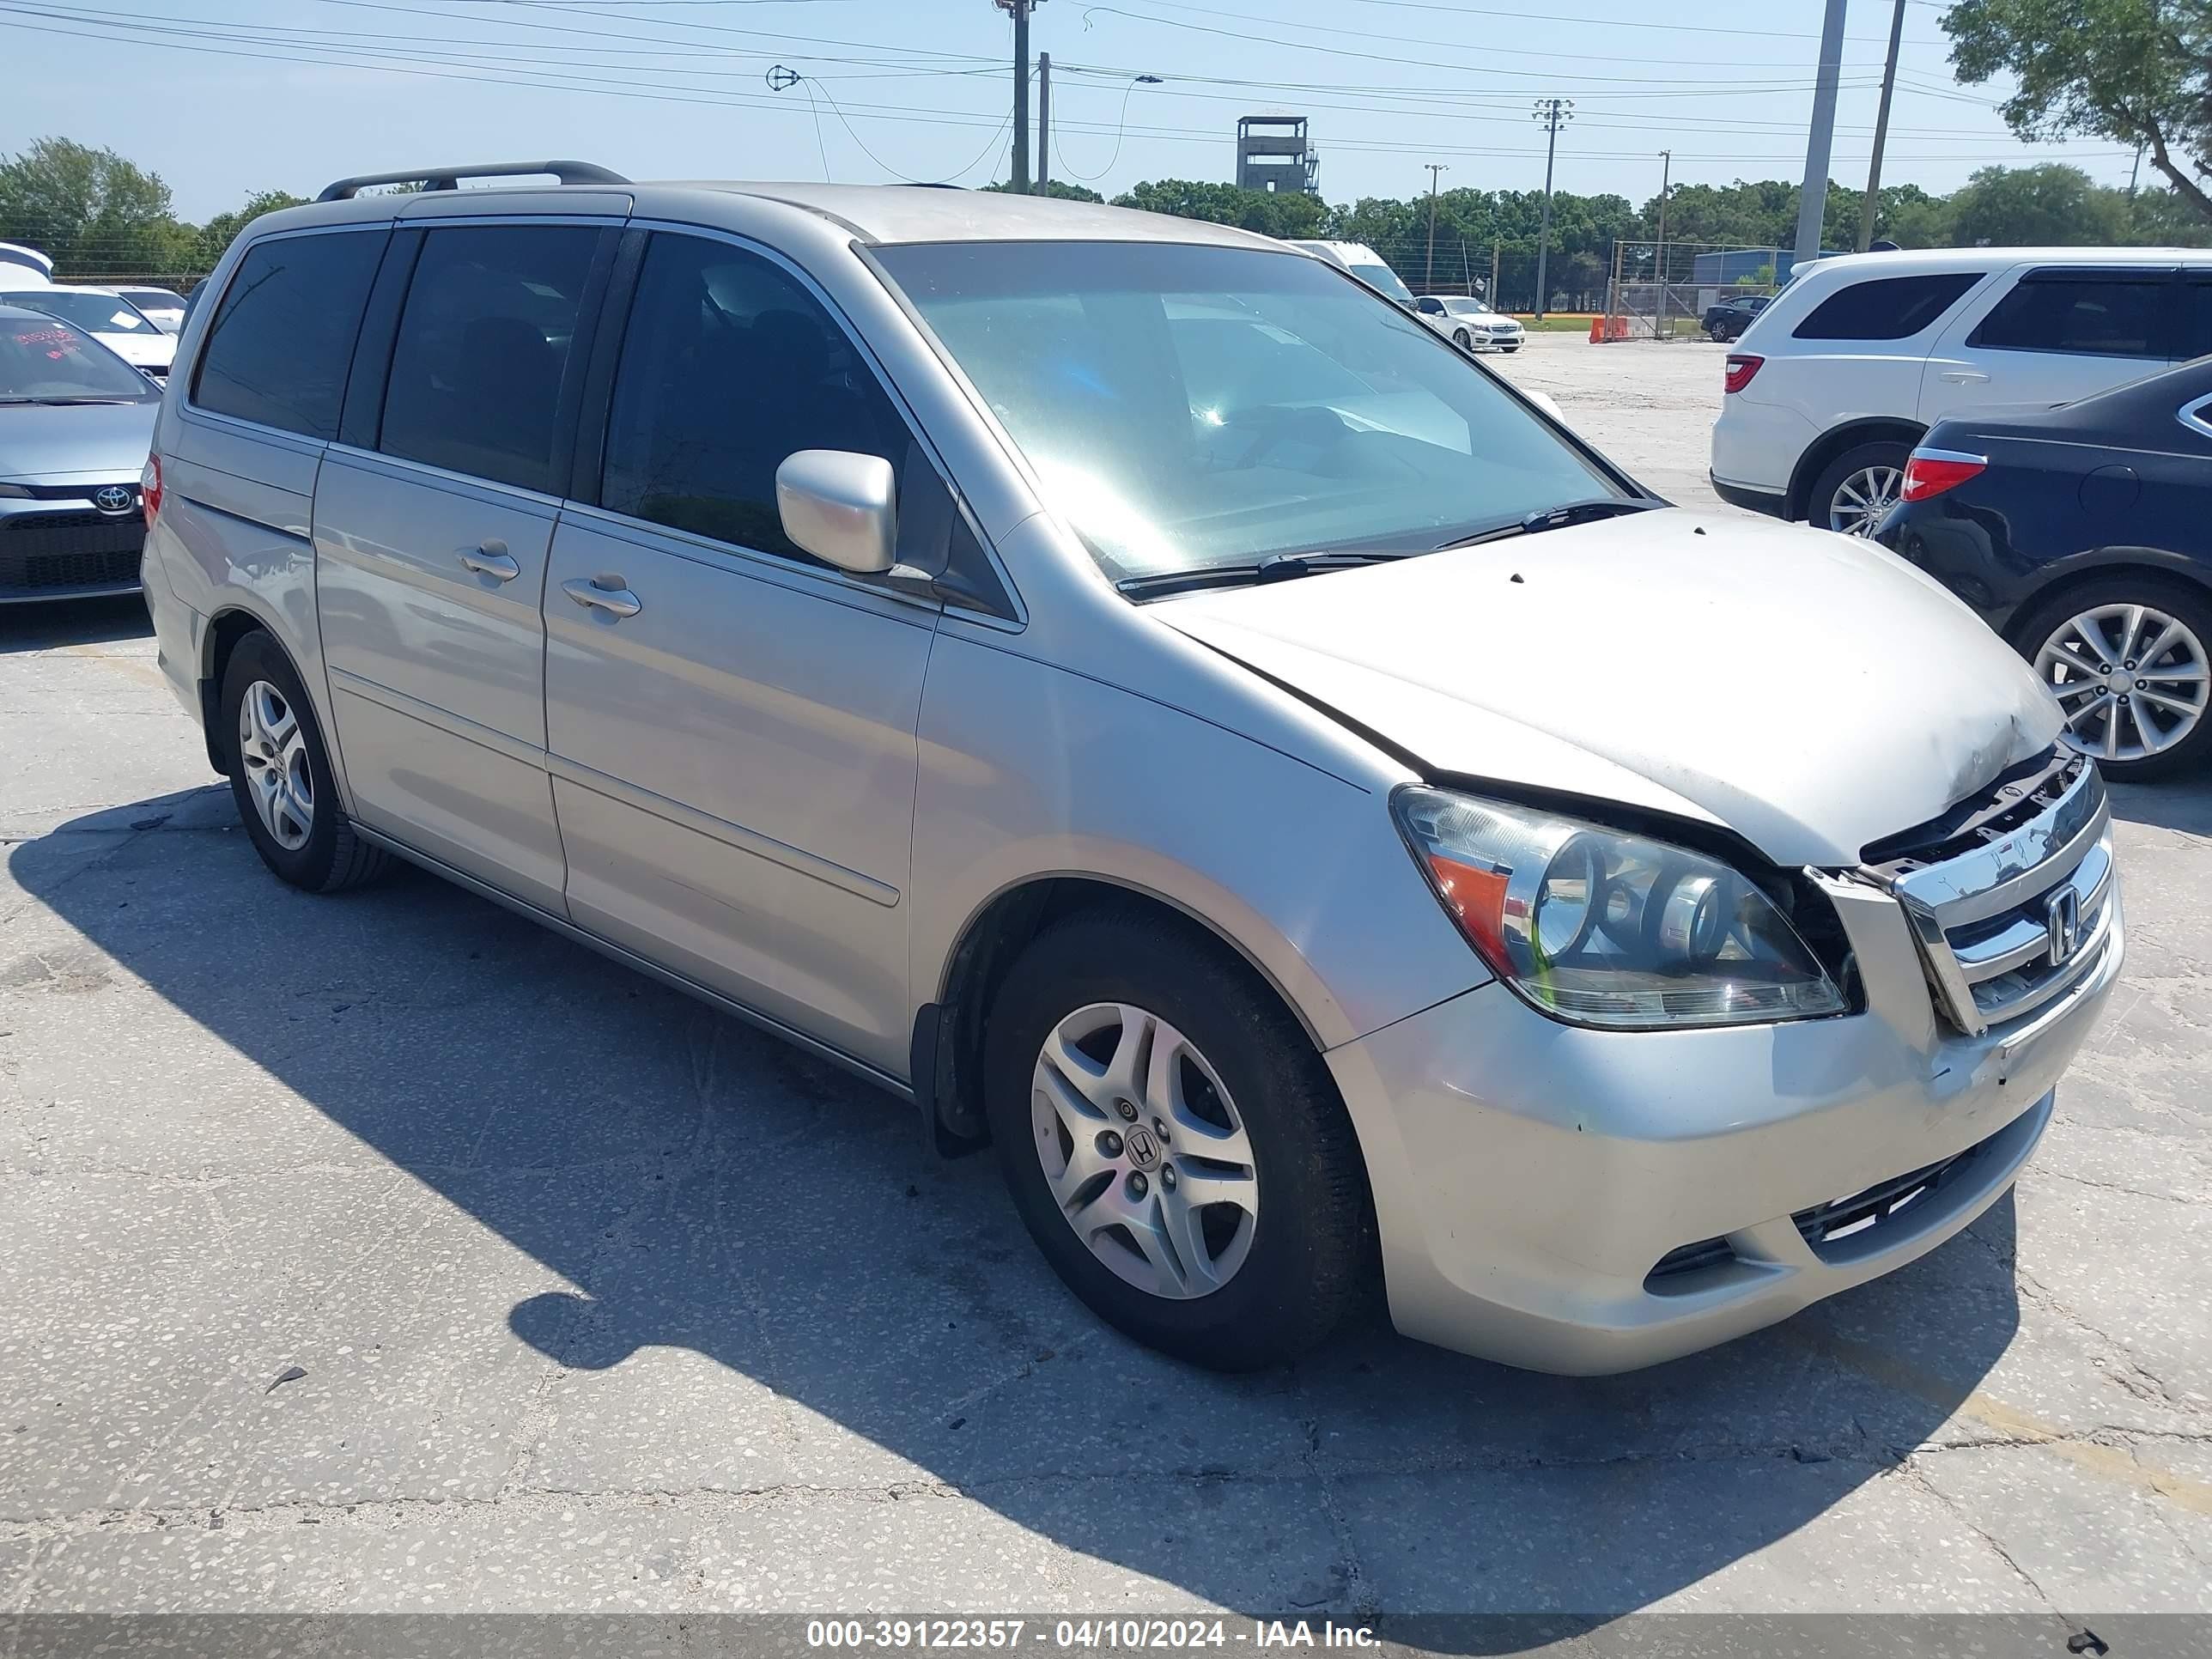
[1864,750,2114,1036]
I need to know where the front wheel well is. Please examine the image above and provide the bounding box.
[920,877,1324,1153]
[1787,420,1924,522]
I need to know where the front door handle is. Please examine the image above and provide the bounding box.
[459,539,520,581]
[1939,369,1990,385]
[562,576,642,618]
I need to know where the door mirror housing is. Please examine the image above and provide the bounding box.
[775,450,897,574]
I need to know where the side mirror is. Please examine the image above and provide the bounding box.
[1523,389,1567,423]
[775,449,897,574]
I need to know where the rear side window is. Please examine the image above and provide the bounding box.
[377,224,602,493]
[1971,270,2173,359]
[2181,281,2212,362]
[1791,272,1983,342]
[596,233,908,563]
[192,230,385,438]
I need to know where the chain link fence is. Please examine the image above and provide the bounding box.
[1601,240,1782,341]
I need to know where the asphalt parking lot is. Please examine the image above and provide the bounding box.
[3,333,2209,1640]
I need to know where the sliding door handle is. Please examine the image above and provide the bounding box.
[562,576,641,618]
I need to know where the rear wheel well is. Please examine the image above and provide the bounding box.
[1787,420,1924,521]
[2004,562,2212,651]
[199,609,270,774]
[921,878,1324,1152]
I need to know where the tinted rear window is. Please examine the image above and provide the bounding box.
[1970,271,2173,359]
[376,223,601,493]
[1792,272,1982,341]
[192,230,386,438]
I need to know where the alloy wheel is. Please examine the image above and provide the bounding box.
[237,678,314,850]
[1826,465,1902,538]
[1029,1001,1259,1300]
[2036,603,2209,764]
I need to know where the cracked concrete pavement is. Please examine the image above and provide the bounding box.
[2,335,2208,1633]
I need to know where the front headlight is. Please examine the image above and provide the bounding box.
[1392,786,1846,1030]
[0,483,32,498]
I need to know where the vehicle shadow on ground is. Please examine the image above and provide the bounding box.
[0,592,151,653]
[11,793,2026,1633]
[2109,775,2212,838]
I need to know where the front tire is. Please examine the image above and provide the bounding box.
[983,908,1374,1370]
[221,631,389,892]
[1807,439,1911,538]
[2013,578,2212,780]
[1452,327,1473,351]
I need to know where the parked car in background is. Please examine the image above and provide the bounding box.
[102,285,188,332]
[1414,295,1524,352]
[1703,294,1771,342]
[1878,356,2212,778]
[1285,239,1417,307]
[1710,247,2211,536]
[0,304,160,603]
[144,163,2118,1377]
[6,288,173,381]
[0,241,55,287]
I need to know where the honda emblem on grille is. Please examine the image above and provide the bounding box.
[93,485,133,514]
[2045,886,2081,967]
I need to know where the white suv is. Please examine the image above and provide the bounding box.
[1710,247,2212,535]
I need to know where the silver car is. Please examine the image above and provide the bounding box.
[0,304,159,603]
[141,163,2122,1374]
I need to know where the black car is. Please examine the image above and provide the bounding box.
[1877,356,2212,779]
[1702,295,1771,342]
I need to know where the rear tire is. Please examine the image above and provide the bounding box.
[2011,577,2212,781]
[982,907,1375,1370]
[221,631,389,892]
[1807,439,1911,538]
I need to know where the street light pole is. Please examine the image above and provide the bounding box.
[1423,162,1447,294]
[1531,98,1571,319]
[1654,149,1671,328]
[1792,0,1847,267]
[1857,0,1907,252]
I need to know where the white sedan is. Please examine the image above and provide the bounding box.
[6,288,173,380]
[1414,295,1524,353]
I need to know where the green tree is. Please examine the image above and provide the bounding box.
[1110,179,1328,238]
[195,188,309,265]
[1947,162,2135,243]
[1944,0,2212,221]
[981,179,1105,203]
[0,136,193,276]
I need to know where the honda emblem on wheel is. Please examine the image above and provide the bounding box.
[2045,886,2081,967]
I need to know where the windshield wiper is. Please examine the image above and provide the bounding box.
[0,396,138,406]
[1436,497,1663,550]
[1116,549,1413,600]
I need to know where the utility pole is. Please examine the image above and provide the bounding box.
[1654,149,1671,328]
[1423,163,1447,294]
[996,0,1039,194]
[1490,236,1500,305]
[1856,0,1906,252]
[1531,97,1571,319]
[1793,0,1847,268]
[1036,52,1052,193]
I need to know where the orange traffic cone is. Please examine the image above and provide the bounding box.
[1588,315,1606,343]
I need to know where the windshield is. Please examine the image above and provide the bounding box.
[1445,299,1496,316]
[1345,261,1415,306]
[0,315,157,400]
[877,240,1621,582]
[13,290,157,333]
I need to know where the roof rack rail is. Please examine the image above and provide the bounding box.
[315,161,631,203]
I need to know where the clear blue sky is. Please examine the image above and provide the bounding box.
[1,0,2141,222]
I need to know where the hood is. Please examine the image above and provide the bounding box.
[0,398,158,483]
[1158,509,2061,867]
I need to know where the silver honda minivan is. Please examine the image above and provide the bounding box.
[142,163,2123,1374]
